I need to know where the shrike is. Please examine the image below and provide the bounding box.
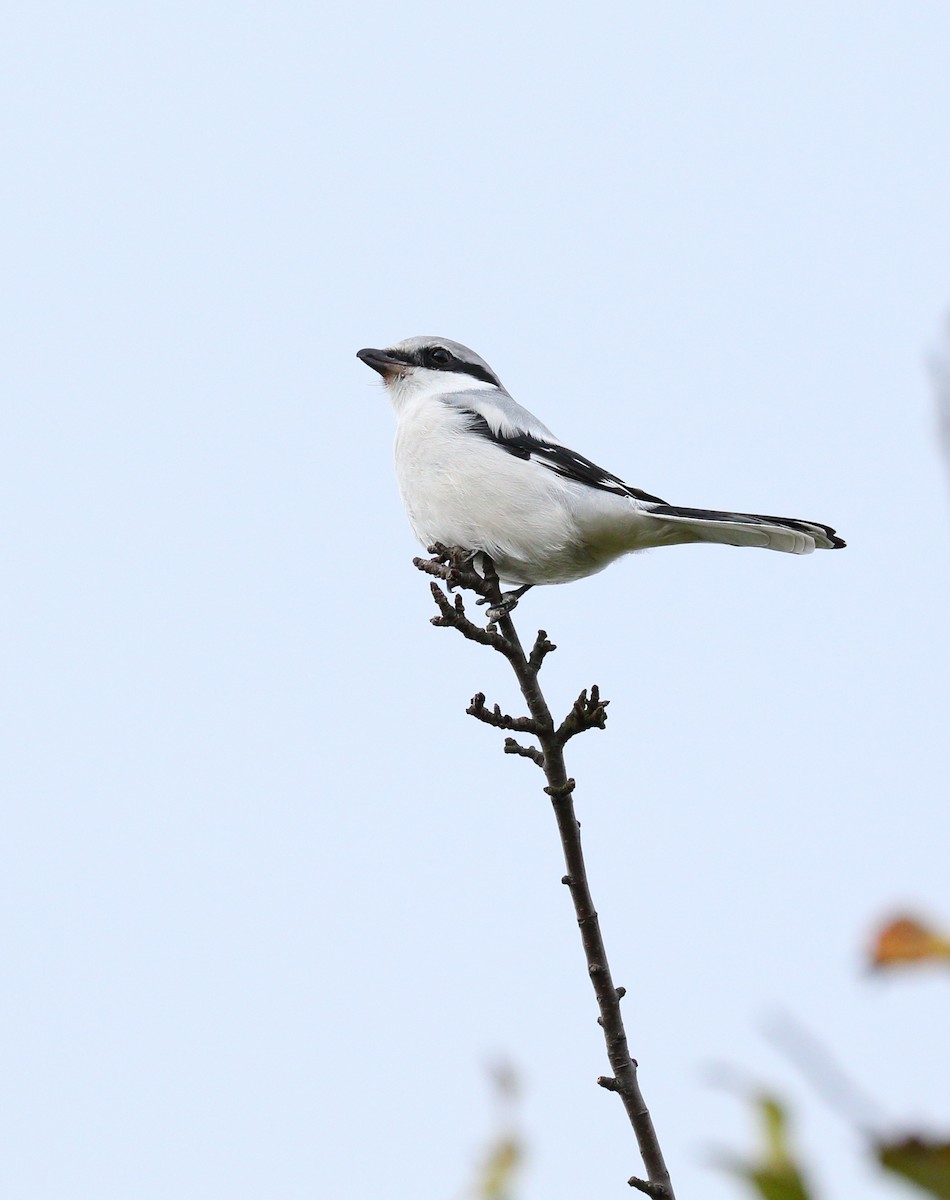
[358,336,844,610]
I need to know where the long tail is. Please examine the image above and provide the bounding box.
[644,503,846,554]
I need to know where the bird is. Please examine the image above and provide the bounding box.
[357,336,844,614]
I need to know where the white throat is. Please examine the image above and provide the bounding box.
[387,366,499,412]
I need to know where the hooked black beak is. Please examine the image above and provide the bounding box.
[357,347,406,380]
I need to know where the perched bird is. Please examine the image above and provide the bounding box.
[358,336,844,611]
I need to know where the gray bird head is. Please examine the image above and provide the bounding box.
[357,337,503,403]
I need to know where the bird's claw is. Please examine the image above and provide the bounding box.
[477,584,531,624]
[485,597,519,623]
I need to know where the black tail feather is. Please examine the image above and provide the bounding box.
[646,504,846,549]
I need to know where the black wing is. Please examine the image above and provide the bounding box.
[464,412,666,504]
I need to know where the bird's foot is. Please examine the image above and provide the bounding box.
[477,585,532,623]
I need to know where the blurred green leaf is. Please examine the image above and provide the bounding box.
[878,1137,950,1198]
[741,1166,811,1200]
[470,1064,523,1200]
[723,1094,814,1200]
[478,1135,521,1200]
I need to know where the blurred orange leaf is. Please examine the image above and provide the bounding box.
[870,916,950,969]
[878,1137,950,1197]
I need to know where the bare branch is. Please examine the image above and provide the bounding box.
[412,554,454,582]
[411,548,676,1198]
[763,1010,888,1133]
[557,684,610,745]
[528,629,557,672]
[930,312,950,480]
[467,693,539,734]
[427,582,508,652]
[503,737,544,768]
[628,1176,672,1198]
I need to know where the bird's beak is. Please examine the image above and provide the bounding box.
[357,347,406,382]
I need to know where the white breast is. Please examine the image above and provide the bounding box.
[393,396,609,584]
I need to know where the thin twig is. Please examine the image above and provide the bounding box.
[503,737,544,767]
[930,311,950,485]
[628,1176,673,1198]
[414,545,675,1199]
[763,1011,888,1134]
[467,693,539,734]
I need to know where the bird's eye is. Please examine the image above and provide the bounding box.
[426,347,452,367]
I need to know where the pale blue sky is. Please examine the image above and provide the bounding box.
[3,3,950,1198]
